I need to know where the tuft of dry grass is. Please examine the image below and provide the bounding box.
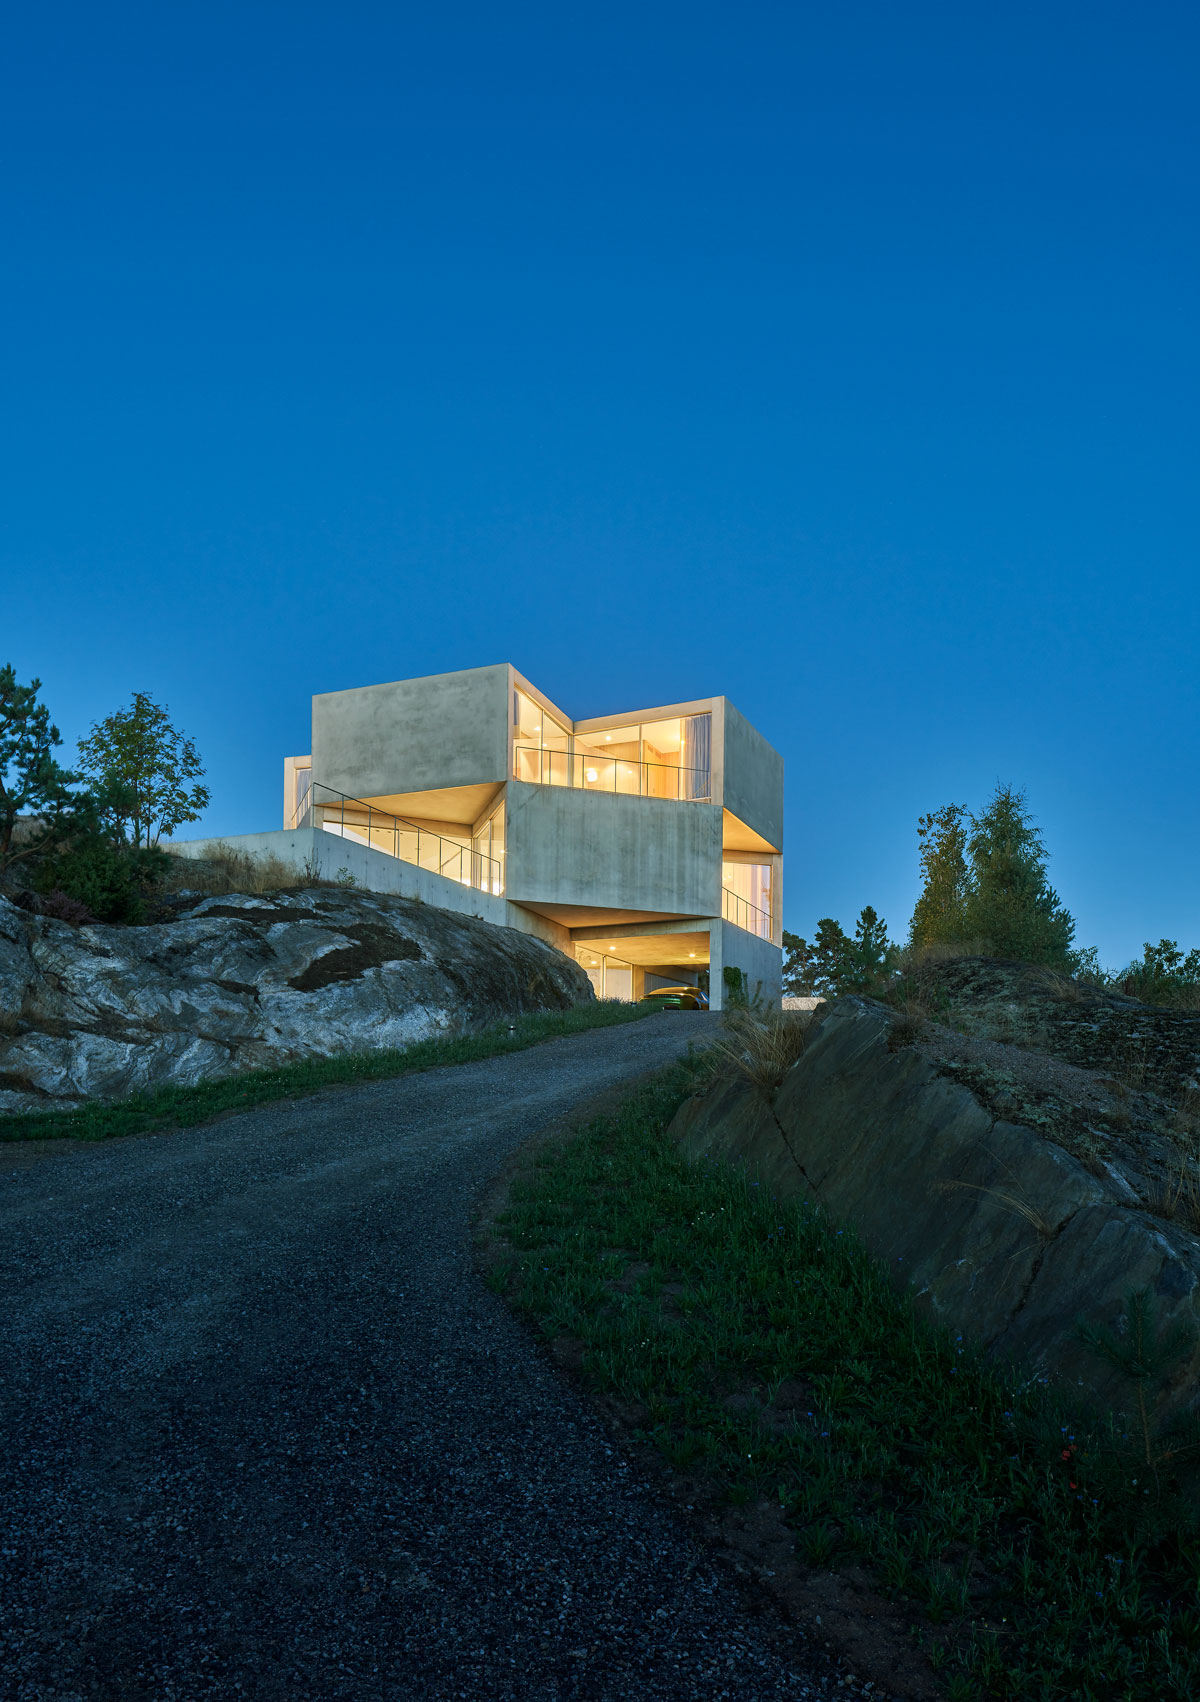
[933,1174,1057,1240]
[901,938,995,972]
[1111,1031,1155,1091]
[1145,1143,1200,1237]
[886,1000,931,1051]
[707,1009,816,1095]
[162,844,321,897]
[1021,966,1091,1003]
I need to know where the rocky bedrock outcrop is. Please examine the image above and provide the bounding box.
[670,997,1200,1428]
[0,890,592,1113]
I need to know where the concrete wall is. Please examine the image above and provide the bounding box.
[170,828,580,960]
[311,664,510,801]
[505,781,723,917]
[710,917,783,1010]
[170,828,511,926]
[718,698,784,852]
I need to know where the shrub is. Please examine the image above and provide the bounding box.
[15,887,96,926]
[35,839,167,925]
[1116,940,1200,1010]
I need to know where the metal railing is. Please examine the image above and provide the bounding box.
[513,744,710,802]
[722,885,772,940]
[292,782,503,895]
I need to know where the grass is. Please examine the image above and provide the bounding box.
[486,1059,1200,1701]
[0,1000,654,1143]
[159,844,326,896]
[704,1007,815,1092]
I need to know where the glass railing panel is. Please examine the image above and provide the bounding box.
[722,886,772,939]
[513,744,710,802]
[295,784,501,894]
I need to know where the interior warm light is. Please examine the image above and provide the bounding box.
[585,768,598,782]
[605,734,612,741]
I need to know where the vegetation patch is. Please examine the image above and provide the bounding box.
[0,1000,654,1144]
[285,923,424,991]
[480,1059,1200,1702]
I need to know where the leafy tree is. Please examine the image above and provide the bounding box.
[0,665,81,873]
[1116,940,1200,1007]
[77,692,210,848]
[783,907,897,999]
[961,784,1076,967]
[908,803,969,950]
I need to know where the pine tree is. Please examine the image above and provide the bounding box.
[782,909,895,998]
[962,784,1075,967]
[0,665,80,872]
[908,803,969,949]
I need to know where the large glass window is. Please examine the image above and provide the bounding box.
[513,689,572,786]
[575,945,635,1001]
[555,712,712,801]
[473,799,506,895]
[722,861,772,936]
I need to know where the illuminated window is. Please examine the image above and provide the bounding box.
[722,861,772,935]
[473,799,506,894]
[575,944,635,1001]
[513,688,571,785]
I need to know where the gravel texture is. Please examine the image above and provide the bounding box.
[0,1014,845,1700]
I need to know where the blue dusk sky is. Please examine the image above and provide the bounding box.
[2,3,1196,969]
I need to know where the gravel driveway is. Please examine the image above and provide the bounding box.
[1,1014,837,1701]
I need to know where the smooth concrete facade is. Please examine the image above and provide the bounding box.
[180,664,784,1011]
[718,698,785,852]
[312,665,510,804]
[505,781,723,921]
[711,917,784,1010]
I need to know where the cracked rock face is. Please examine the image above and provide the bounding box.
[0,891,592,1114]
[670,997,1200,1430]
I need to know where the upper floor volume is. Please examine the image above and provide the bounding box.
[286,663,783,862]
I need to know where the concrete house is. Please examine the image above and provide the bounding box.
[187,665,783,1010]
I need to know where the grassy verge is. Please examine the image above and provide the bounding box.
[484,1058,1200,1702]
[0,1000,653,1144]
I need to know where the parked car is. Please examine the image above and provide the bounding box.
[641,986,709,1010]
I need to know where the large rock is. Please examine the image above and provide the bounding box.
[670,998,1200,1428]
[0,890,592,1113]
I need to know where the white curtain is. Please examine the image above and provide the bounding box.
[681,713,712,799]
